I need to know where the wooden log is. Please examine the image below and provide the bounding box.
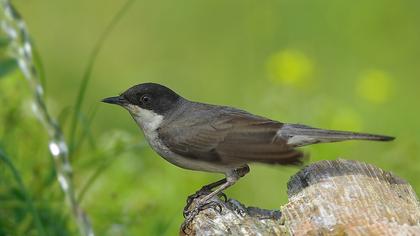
[181,159,420,236]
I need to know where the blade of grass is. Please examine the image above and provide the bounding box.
[73,106,98,153]
[69,0,136,153]
[0,148,46,235]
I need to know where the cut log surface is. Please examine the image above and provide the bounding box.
[284,159,420,235]
[181,159,420,236]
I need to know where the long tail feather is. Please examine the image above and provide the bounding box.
[278,124,395,147]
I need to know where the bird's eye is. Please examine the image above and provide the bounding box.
[140,94,151,104]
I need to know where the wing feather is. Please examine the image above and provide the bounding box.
[159,109,304,165]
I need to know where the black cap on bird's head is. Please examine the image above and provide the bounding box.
[102,83,181,115]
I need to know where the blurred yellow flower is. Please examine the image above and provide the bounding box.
[357,70,393,104]
[266,49,313,86]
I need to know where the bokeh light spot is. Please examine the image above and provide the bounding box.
[357,70,393,104]
[267,49,313,86]
[330,108,362,132]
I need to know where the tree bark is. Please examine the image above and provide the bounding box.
[181,159,420,236]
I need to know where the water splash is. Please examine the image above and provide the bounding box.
[0,1,94,235]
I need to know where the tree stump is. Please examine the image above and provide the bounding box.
[181,159,420,236]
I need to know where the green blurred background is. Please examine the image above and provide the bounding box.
[1,0,420,235]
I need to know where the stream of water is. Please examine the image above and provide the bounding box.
[0,1,94,235]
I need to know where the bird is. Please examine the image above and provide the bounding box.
[102,82,394,229]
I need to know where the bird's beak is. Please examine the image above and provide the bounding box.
[101,96,128,106]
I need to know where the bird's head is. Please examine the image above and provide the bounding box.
[102,83,181,128]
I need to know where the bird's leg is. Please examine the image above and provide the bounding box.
[182,166,250,232]
[187,178,227,203]
[184,166,250,215]
[198,165,249,204]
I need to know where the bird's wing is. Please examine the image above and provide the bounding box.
[159,110,304,165]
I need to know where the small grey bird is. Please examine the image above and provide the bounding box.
[102,82,394,227]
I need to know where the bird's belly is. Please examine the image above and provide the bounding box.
[144,131,233,174]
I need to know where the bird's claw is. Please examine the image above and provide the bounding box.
[183,188,211,217]
[181,200,224,233]
[184,199,224,217]
[181,214,195,234]
[183,189,227,217]
[201,200,223,213]
[219,192,228,202]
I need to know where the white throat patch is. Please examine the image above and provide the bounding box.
[126,104,163,133]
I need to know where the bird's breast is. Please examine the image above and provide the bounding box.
[137,126,234,173]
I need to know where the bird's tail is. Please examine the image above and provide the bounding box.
[279,124,395,147]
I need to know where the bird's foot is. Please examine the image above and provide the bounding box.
[183,187,227,217]
[181,199,224,233]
